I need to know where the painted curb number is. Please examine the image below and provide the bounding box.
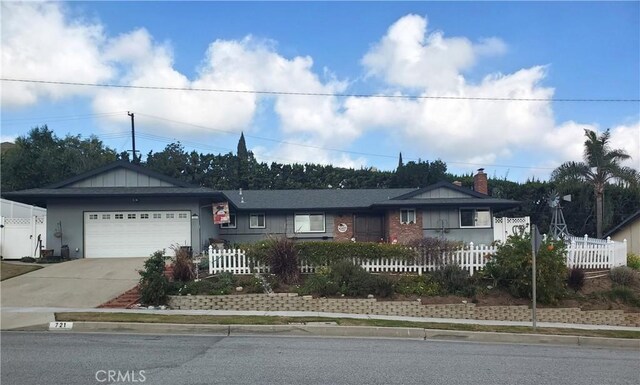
[49,322,73,330]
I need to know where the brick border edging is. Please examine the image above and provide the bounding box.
[168,294,640,327]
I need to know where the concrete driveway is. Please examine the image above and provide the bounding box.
[1,258,144,329]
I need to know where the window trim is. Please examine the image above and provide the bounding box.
[459,208,491,228]
[399,209,416,225]
[220,212,237,229]
[249,213,266,229]
[294,212,326,233]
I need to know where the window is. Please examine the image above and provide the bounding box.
[178,213,188,219]
[127,214,136,219]
[140,214,149,219]
[460,208,491,228]
[400,209,416,224]
[102,214,110,220]
[166,213,175,219]
[115,214,124,220]
[294,213,325,233]
[153,213,162,219]
[249,213,266,229]
[220,213,237,229]
[89,214,98,220]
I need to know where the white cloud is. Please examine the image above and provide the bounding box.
[610,122,640,170]
[93,30,257,134]
[1,2,112,107]
[1,135,18,143]
[2,6,636,176]
[361,14,506,91]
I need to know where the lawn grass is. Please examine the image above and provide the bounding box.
[1,262,42,281]
[55,312,640,339]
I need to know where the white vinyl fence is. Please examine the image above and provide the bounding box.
[0,216,47,259]
[209,239,628,276]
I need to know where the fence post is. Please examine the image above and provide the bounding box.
[583,234,588,246]
[208,245,213,275]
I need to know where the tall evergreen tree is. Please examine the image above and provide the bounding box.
[236,132,249,189]
[398,152,404,169]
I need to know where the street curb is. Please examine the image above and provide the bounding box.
[41,322,640,349]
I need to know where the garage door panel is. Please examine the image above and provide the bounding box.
[84,211,191,258]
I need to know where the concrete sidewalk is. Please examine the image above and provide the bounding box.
[3,307,639,349]
[3,306,639,332]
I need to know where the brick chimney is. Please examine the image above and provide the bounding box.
[473,168,488,195]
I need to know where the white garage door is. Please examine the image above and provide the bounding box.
[84,211,191,258]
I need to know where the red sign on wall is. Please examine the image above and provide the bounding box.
[213,202,230,224]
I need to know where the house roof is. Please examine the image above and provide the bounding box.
[222,184,519,211]
[2,187,227,207]
[603,210,640,238]
[391,181,489,199]
[222,188,416,210]
[3,162,520,212]
[46,160,193,188]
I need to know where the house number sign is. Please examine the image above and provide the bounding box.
[337,223,348,233]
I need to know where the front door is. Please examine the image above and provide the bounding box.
[354,214,384,242]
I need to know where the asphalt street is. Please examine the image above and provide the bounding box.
[1,332,638,385]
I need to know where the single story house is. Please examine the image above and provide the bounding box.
[3,161,519,258]
[604,210,640,255]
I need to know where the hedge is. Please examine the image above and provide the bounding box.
[244,240,417,266]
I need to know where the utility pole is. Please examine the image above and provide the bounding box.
[127,111,137,162]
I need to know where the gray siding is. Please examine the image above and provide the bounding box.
[422,208,494,245]
[422,228,494,246]
[46,197,203,257]
[69,169,175,188]
[413,187,470,199]
[217,211,334,244]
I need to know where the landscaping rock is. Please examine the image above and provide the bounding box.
[235,286,243,292]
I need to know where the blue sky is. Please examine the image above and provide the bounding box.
[2,1,639,182]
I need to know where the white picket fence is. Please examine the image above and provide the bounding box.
[208,239,628,276]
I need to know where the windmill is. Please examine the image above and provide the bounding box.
[548,190,571,240]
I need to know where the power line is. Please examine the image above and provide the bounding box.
[135,112,556,170]
[0,111,125,123]
[2,78,638,102]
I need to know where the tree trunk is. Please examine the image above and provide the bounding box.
[595,184,604,238]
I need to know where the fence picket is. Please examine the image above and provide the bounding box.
[208,239,627,276]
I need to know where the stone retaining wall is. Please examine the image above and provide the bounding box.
[168,294,640,327]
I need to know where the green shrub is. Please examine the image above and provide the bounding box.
[567,268,586,292]
[394,275,442,296]
[246,241,418,266]
[139,251,169,306]
[295,242,417,265]
[627,254,640,271]
[432,265,474,296]
[212,272,236,294]
[484,234,567,304]
[606,286,640,307]
[372,275,394,298]
[244,275,265,293]
[171,245,194,282]
[298,274,340,297]
[610,266,637,287]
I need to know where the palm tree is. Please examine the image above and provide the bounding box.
[551,129,639,238]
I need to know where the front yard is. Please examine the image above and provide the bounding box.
[1,261,43,281]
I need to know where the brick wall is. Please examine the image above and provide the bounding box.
[387,209,423,244]
[333,214,354,241]
[168,294,640,327]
